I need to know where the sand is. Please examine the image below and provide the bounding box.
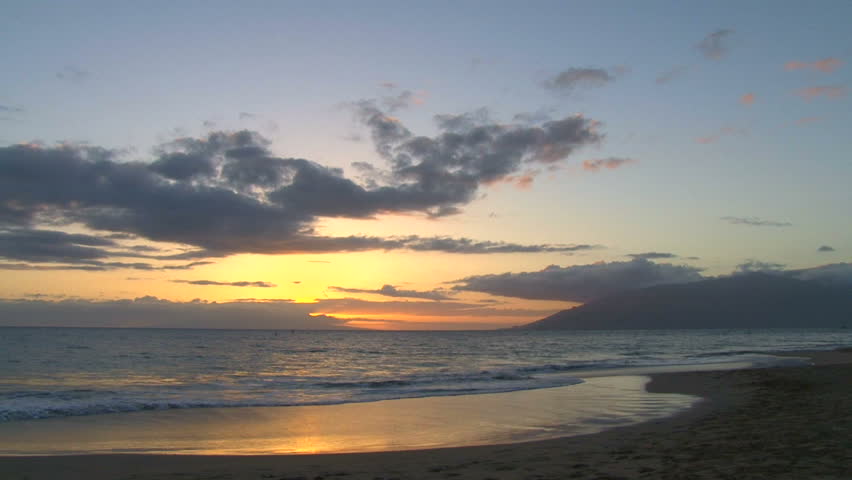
[1,349,850,480]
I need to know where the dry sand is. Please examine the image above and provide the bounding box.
[1,349,850,480]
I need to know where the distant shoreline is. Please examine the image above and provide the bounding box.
[1,348,850,479]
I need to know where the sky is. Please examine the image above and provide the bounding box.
[1,1,850,330]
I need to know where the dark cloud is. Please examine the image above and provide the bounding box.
[0,259,211,272]
[56,65,90,82]
[329,284,452,301]
[0,297,353,330]
[171,279,277,288]
[0,228,214,271]
[730,261,852,289]
[721,216,792,227]
[0,228,115,264]
[784,262,852,287]
[656,65,691,84]
[542,67,624,93]
[451,258,704,302]
[352,103,602,217]
[697,29,734,60]
[627,252,678,260]
[512,109,556,125]
[817,245,835,252]
[401,237,597,254]
[2,105,601,262]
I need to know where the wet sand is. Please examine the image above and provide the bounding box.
[1,349,850,479]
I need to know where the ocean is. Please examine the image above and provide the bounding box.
[2,327,850,424]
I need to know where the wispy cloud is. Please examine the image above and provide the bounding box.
[695,127,745,144]
[0,105,24,114]
[795,85,846,100]
[171,279,277,288]
[785,58,843,73]
[740,93,756,105]
[696,29,735,60]
[542,66,627,94]
[721,216,792,227]
[795,116,822,125]
[582,157,637,172]
[381,89,428,112]
[328,284,452,301]
[311,297,553,319]
[56,65,89,82]
[627,252,678,260]
[656,65,691,85]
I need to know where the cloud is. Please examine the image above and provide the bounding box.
[734,259,786,274]
[784,262,852,287]
[0,260,212,272]
[582,157,637,172]
[171,279,277,288]
[329,284,452,301]
[381,90,428,112]
[817,245,835,252]
[695,127,745,144]
[311,297,554,318]
[721,216,792,227]
[401,237,598,254]
[728,261,852,289]
[350,102,602,213]
[0,105,24,114]
[785,58,843,73]
[0,228,116,264]
[796,116,822,126]
[0,228,215,271]
[451,258,704,302]
[0,297,352,330]
[542,67,626,93]
[656,65,691,84]
[696,29,734,60]
[56,66,89,82]
[1,114,601,261]
[795,85,846,100]
[740,93,755,105]
[627,252,678,260]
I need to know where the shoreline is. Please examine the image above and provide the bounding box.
[1,348,850,479]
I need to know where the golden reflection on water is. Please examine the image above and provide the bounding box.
[0,377,698,455]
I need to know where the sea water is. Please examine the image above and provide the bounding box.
[2,327,848,424]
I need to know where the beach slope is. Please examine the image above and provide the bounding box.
[1,349,850,479]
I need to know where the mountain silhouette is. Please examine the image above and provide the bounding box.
[521,273,852,330]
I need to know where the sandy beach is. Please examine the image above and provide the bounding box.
[1,349,850,480]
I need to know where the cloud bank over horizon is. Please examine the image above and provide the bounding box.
[452,259,852,303]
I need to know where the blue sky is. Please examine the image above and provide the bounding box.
[0,1,850,328]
